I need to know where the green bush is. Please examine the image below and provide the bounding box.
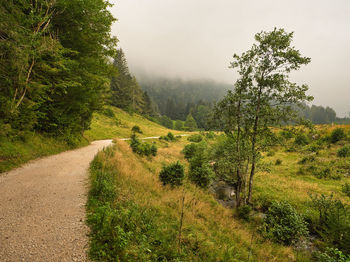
[275,159,282,165]
[342,183,350,197]
[298,155,316,164]
[159,132,176,142]
[205,131,216,139]
[130,135,157,157]
[159,162,185,187]
[187,134,203,143]
[262,201,308,245]
[330,128,346,143]
[294,133,309,146]
[167,132,175,141]
[266,150,275,156]
[188,142,214,188]
[314,248,350,262]
[131,125,142,134]
[337,145,350,158]
[279,129,294,140]
[182,143,197,160]
[310,194,350,254]
[101,107,115,118]
[237,205,252,221]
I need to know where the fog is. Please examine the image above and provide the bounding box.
[109,0,350,116]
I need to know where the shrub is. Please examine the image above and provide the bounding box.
[266,150,275,157]
[187,134,203,143]
[342,183,350,197]
[130,135,157,157]
[159,132,176,142]
[299,155,316,164]
[279,129,294,140]
[310,194,350,254]
[262,201,308,245]
[167,132,175,141]
[330,128,346,143]
[102,107,115,118]
[205,131,216,139]
[337,145,350,158]
[188,142,214,188]
[314,248,350,262]
[182,143,197,160]
[237,205,252,221]
[294,133,309,146]
[131,125,142,134]
[275,159,282,165]
[159,162,185,187]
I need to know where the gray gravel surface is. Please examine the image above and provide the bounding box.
[0,140,113,262]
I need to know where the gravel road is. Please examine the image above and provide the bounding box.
[0,139,113,262]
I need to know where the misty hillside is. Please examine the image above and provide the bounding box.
[138,75,231,120]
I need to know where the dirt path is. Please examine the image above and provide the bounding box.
[0,140,113,262]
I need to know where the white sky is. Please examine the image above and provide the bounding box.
[109,0,350,116]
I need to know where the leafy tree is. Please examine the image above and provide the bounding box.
[184,114,197,131]
[227,28,313,203]
[188,142,214,188]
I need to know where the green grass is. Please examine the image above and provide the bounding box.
[85,106,188,140]
[0,133,88,173]
[86,139,300,262]
[1,105,187,173]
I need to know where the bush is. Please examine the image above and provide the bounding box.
[159,132,176,142]
[314,248,350,262]
[299,155,316,164]
[266,150,275,157]
[262,201,308,245]
[294,133,309,146]
[330,128,346,143]
[131,125,142,134]
[205,131,216,139]
[310,194,350,254]
[159,162,185,187]
[337,145,350,158]
[187,134,203,143]
[182,143,197,160]
[167,132,175,141]
[279,129,294,140]
[342,183,350,197]
[130,135,157,157]
[101,107,115,118]
[237,205,252,221]
[188,142,214,188]
[275,159,282,165]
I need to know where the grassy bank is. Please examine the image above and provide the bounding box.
[87,139,299,261]
[0,133,88,173]
[0,106,180,173]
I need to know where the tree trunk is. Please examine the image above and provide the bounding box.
[247,84,262,204]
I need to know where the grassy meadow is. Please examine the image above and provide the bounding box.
[87,117,350,261]
[88,139,300,262]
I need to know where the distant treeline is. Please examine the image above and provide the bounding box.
[139,76,230,120]
[299,104,350,124]
[137,76,349,127]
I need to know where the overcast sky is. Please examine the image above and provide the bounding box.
[109,0,350,116]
